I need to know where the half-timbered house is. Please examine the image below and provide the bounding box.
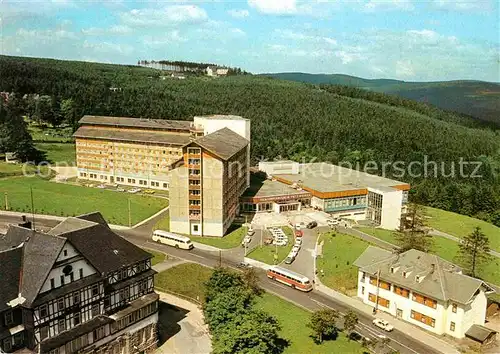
[0,212,159,354]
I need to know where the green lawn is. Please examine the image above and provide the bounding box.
[255,293,364,354]
[153,214,170,232]
[0,162,54,179]
[35,143,76,164]
[247,227,294,264]
[424,206,500,252]
[28,124,74,142]
[191,225,248,249]
[154,263,212,301]
[0,176,168,225]
[357,226,500,286]
[147,249,166,266]
[317,232,370,295]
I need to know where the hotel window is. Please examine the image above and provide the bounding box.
[92,304,99,317]
[39,304,48,318]
[92,284,99,296]
[50,278,55,289]
[58,319,65,333]
[361,286,365,295]
[74,312,80,326]
[452,303,457,313]
[40,326,49,340]
[163,183,169,188]
[73,293,80,305]
[189,200,201,206]
[5,311,13,325]
[57,298,65,311]
[450,322,455,331]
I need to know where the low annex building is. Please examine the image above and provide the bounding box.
[0,212,159,354]
[255,161,410,229]
[354,247,495,339]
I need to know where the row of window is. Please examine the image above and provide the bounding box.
[368,293,390,308]
[111,301,158,333]
[2,332,23,352]
[365,275,438,309]
[410,310,436,328]
[108,261,149,285]
[80,174,169,189]
[39,283,99,319]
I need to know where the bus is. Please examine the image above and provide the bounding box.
[152,230,194,250]
[266,266,313,292]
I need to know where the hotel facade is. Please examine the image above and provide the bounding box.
[74,115,250,237]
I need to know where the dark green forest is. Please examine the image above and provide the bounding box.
[0,55,499,226]
[263,72,500,125]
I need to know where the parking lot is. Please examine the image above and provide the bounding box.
[279,227,318,281]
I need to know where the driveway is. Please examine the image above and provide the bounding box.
[280,227,319,281]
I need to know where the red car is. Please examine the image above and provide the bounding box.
[295,230,303,237]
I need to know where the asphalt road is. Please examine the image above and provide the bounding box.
[0,214,440,354]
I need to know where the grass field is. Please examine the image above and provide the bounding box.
[356,226,500,286]
[153,215,170,232]
[255,293,364,354]
[0,162,54,179]
[317,232,370,294]
[191,225,248,249]
[154,263,212,301]
[28,124,74,142]
[424,207,500,251]
[0,176,168,225]
[147,249,166,266]
[247,227,294,264]
[35,143,76,164]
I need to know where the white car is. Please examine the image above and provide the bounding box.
[247,229,255,236]
[295,238,302,246]
[128,188,141,194]
[292,245,301,253]
[372,318,394,332]
[290,249,299,258]
[241,235,252,246]
[97,184,106,189]
[116,187,126,192]
[295,223,302,230]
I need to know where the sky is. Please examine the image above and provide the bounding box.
[0,0,498,81]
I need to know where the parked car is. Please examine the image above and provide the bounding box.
[295,223,302,230]
[247,229,255,236]
[284,255,295,264]
[295,230,303,237]
[236,261,252,269]
[327,218,340,226]
[264,237,274,245]
[241,235,252,246]
[372,318,394,332]
[97,184,106,189]
[292,244,301,253]
[143,189,155,194]
[116,187,126,192]
[128,188,141,194]
[307,221,318,229]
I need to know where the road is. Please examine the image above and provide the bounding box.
[0,214,440,354]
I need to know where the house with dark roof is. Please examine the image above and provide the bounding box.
[0,212,159,354]
[354,246,495,339]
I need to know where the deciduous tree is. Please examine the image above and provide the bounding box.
[343,310,358,340]
[307,309,339,343]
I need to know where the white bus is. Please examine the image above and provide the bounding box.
[152,230,194,250]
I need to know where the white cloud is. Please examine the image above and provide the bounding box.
[82,41,133,55]
[143,30,188,47]
[248,0,297,15]
[227,9,249,18]
[16,28,77,41]
[364,0,414,11]
[275,29,337,45]
[231,28,246,36]
[120,5,208,27]
[82,25,132,36]
[432,0,494,12]
[395,60,415,78]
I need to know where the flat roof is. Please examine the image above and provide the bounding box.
[242,173,311,200]
[195,114,249,121]
[79,115,192,131]
[74,126,191,146]
[274,162,408,194]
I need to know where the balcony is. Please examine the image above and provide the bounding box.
[189,214,201,220]
[187,164,201,169]
[189,185,201,190]
[189,195,201,200]
[188,153,201,158]
[189,205,201,210]
[189,175,201,180]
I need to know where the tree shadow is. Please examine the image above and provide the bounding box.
[309,331,339,345]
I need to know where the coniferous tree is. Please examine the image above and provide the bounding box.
[457,227,492,278]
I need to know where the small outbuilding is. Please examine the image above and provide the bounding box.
[465,324,497,345]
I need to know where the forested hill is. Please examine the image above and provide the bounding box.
[263,72,500,125]
[0,55,499,226]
